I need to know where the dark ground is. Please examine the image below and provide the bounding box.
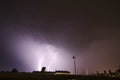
[0,73,119,80]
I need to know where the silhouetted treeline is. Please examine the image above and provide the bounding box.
[0,68,18,73]
[0,73,119,80]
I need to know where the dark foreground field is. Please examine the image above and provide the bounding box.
[0,73,120,80]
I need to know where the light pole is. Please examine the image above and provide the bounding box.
[73,56,76,75]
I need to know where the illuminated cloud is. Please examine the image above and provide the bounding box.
[9,34,73,72]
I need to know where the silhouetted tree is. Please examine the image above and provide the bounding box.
[108,70,112,75]
[118,65,120,73]
[96,71,99,75]
[11,68,18,73]
[103,70,107,74]
[1,70,4,72]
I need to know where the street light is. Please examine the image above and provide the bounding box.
[73,56,76,75]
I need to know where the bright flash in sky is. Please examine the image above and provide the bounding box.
[10,35,72,72]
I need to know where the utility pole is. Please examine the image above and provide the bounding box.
[73,56,76,75]
[85,67,89,75]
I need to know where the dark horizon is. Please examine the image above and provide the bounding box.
[0,1,120,74]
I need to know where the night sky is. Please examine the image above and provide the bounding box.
[0,1,120,74]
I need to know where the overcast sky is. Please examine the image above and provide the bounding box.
[0,1,120,74]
